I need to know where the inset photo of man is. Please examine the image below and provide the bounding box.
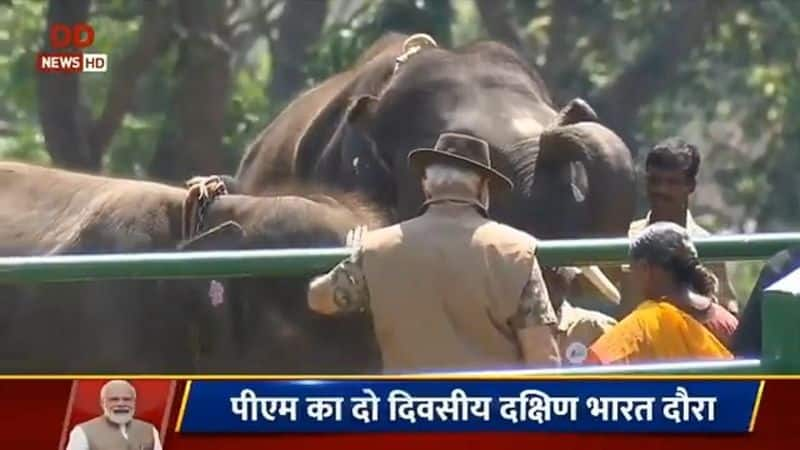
[61,379,176,450]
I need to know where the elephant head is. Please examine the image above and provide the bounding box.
[310,41,636,241]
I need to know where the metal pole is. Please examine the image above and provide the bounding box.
[1,233,799,283]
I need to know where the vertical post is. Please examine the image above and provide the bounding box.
[761,268,800,373]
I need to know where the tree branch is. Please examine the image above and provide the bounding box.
[474,0,553,105]
[226,0,243,19]
[149,0,234,181]
[228,0,281,69]
[590,0,734,143]
[541,0,579,103]
[474,0,530,55]
[267,0,328,107]
[88,0,177,162]
[227,0,281,31]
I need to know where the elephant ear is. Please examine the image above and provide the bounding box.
[552,98,599,127]
[346,95,381,127]
[311,95,382,182]
[539,121,635,237]
[342,95,394,179]
[294,83,362,178]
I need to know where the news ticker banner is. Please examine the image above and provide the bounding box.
[175,380,763,434]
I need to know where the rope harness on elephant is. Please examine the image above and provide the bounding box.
[182,175,229,241]
[381,33,438,98]
[393,33,438,73]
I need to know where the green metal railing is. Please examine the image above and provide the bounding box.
[1,233,799,283]
[1,232,798,375]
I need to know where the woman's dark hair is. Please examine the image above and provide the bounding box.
[629,222,719,297]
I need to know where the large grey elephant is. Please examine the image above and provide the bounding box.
[235,33,635,242]
[0,161,386,374]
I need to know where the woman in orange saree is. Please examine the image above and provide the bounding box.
[586,222,734,365]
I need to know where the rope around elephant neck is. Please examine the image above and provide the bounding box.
[182,176,229,241]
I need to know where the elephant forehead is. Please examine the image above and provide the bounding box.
[441,104,546,149]
[511,115,543,138]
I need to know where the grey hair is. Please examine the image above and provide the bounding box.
[100,380,136,401]
[423,164,485,195]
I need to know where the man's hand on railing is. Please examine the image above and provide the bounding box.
[346,225,368,250]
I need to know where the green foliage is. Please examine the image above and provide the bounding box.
[224,40,272,166]
[730,261,764,307]
[305,1,383,84]
[638,1,800,232]
[102,114,161,176]
[374,0,453,46]
[86,10,156,177]
[451,0,484,45]
[306,0,455,84]
[0,0,47,162]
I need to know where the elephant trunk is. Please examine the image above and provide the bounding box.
[537,121,635,237]
[534,116,635,308]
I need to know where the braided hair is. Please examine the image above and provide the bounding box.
[630,222,719,298]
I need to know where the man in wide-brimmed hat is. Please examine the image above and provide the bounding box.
[307,132,561,373]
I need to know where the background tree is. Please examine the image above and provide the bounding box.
[267,0,328,110]
[36,0,174,171]
[149,0,233,181]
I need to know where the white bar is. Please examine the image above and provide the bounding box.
[82,53,108,72]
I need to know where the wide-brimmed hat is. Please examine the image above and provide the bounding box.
[408,132,514,192]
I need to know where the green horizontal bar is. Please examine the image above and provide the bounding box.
[537,232,800,266]
[0,248,352,283]
[0,233,798,283]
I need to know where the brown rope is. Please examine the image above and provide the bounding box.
[182,175,229,241]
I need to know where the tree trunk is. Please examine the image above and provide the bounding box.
[475,0,528,56]
[89,0,177,161]
[37,0,94,170]
[541,0,579,104]
[267,0,328,109]
[38,0,175,172]
[150,0,233,182]
[474,0,552,105]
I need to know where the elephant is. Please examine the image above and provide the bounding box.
[232,33,636,311]
[235,32,635,242]
[0,161,387,374]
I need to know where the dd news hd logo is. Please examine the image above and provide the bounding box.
[37,23,107,73]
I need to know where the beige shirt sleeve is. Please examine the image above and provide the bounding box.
[307,249,370,315]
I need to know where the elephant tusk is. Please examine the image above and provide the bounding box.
[578,265,621,305]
